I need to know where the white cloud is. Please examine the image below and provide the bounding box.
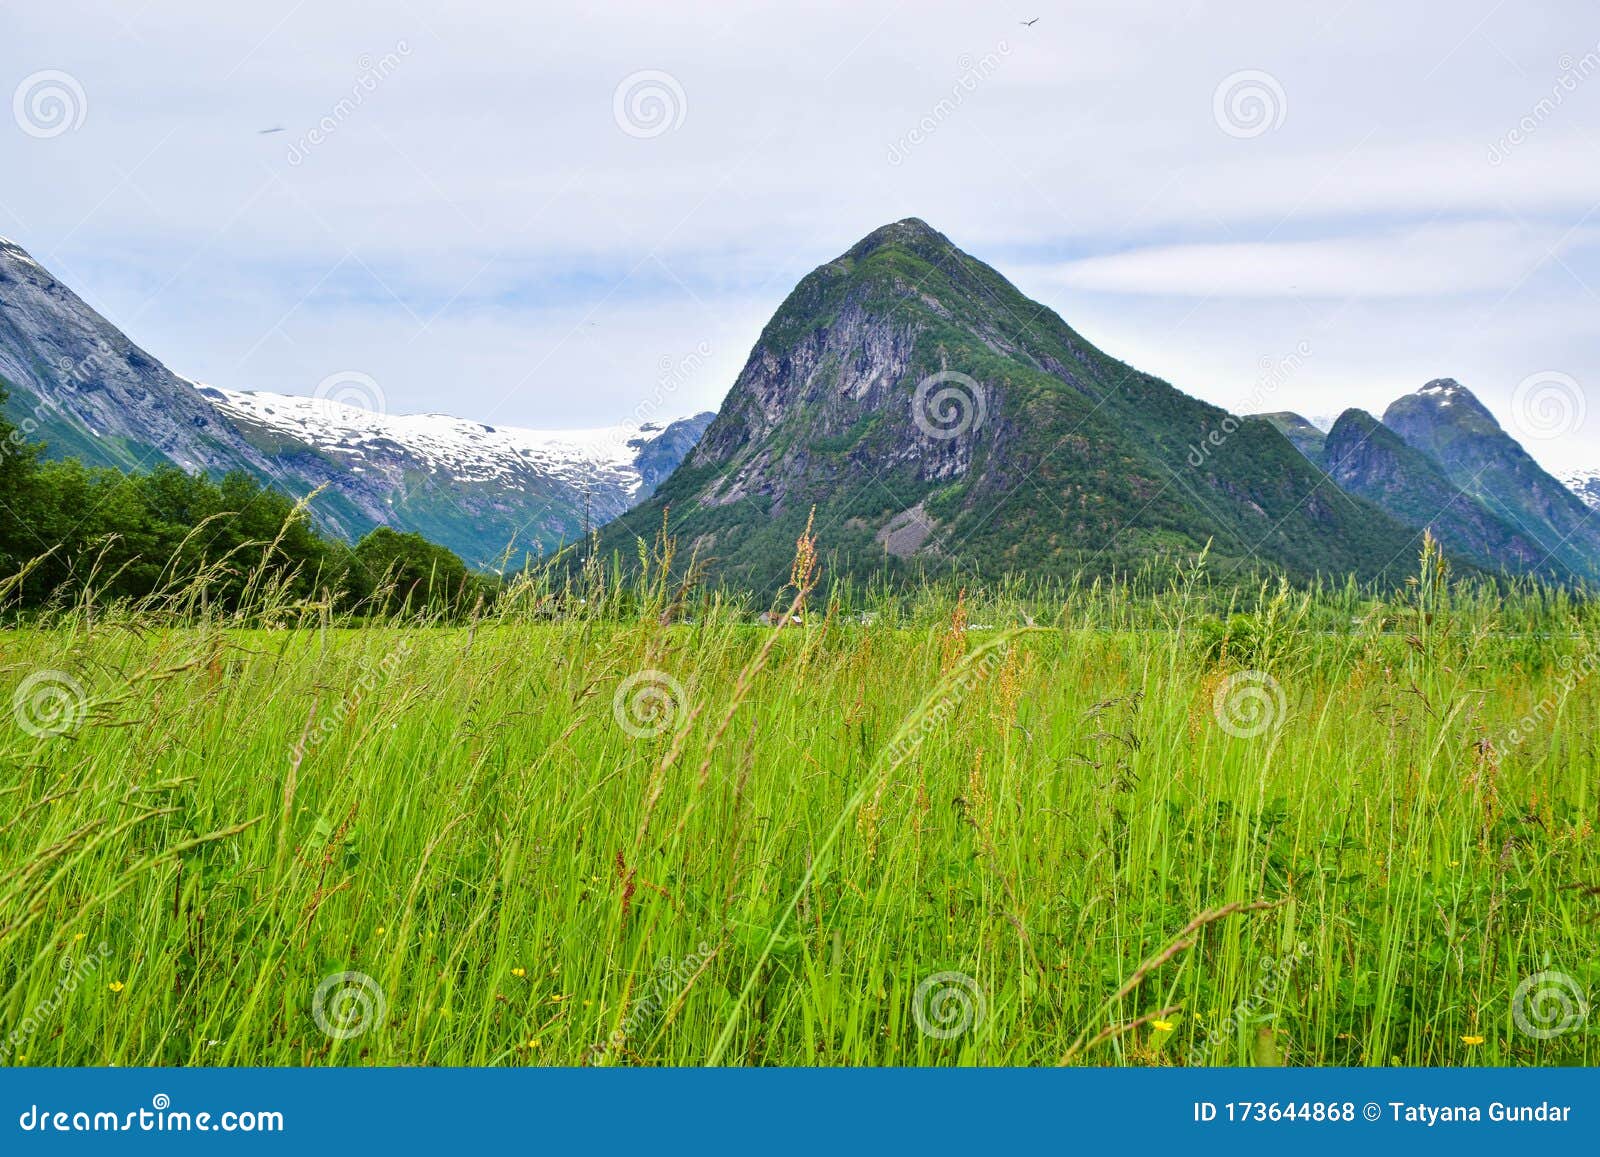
[1027,222,1600,298]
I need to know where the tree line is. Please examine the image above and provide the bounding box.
[0,384,492,615]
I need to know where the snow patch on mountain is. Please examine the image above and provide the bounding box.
[199,384,672,499]
[1561,467,1600,509]
[1419,379,1468,407]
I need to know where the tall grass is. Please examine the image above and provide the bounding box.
[0,527,1595,1067]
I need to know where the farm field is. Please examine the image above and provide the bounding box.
[1,562,1596,1068]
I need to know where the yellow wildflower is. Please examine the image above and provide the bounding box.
[1151,1019,1175,1033]
[108,982,125,993]
[1461,1035,1484,1046]
[510,967,526,978]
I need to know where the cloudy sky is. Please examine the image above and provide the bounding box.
[2,0,1597,471]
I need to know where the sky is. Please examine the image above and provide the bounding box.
[1,0,1597,472]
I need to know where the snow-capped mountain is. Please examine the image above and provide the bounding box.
[203,386,706,506]
[0,233,713,566]
[202,384,713,561]
[1562,468,1600,510]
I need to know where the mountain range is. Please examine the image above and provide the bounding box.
[0,234,710,566]
[3,222,1596,589]
[1265,380,1600,584]
[601,219,1598,589]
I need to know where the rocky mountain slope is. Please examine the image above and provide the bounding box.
[602,218,1427,589]
[1381,380,1600,581]
[0,236,266,478]
[0,234,710,566]
[1321,408,1557,578]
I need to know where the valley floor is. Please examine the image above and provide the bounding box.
[0,594,1595,1066]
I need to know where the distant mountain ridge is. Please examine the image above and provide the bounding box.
[205,386,712,563]
[1321,407,1554,578]
[1256,412,1328,467]
[1379,380,1600,581]
[0,233,710,566]
[1258,379,1599,583]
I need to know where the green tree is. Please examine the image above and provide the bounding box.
[353,526,484,614]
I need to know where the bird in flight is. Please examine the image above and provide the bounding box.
[257,126,285,134]
[1020,17,1040,26]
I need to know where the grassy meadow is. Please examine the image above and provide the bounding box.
[0,542,1596,1068]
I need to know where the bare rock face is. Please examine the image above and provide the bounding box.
[0,235,267,479]
[0,235,711,566]
[876,502,938,559]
